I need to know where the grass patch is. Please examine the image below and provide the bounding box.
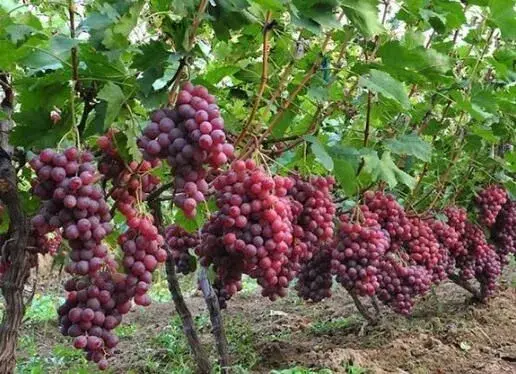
[25,294,64,323]
[225,316,259,369]
[16,343,96,374]
[271,367,332,374]
[146,316,195,373]
[311,316,357,335]
[114,322,138,338]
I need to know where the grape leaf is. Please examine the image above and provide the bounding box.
[359,69,411,109]
[97,82,125,128]
[385,134,432,162]
[363,150,416,189]
[340,0,383,36]
[304,135,333,171]
[489,0,516,39]
[333,159,357,195]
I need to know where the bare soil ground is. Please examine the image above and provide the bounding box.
[18,267,516,374]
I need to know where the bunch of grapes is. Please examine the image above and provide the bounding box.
[165,225,199,274]
[491,200,516,258]
[363,191,412,248]
[296,245,333,302]
[117,215,168,306]
[405,217,448,282]
[197,159,299,302]
[330,207,390,297]
[98,132,167,305]
[97,132,161,219]
[28,229,63,256]
[463,222,501,299]
[429,218,466,258]
[138,82,234,218]
[376,253,432,315]
[97,129,125,180]
[57,272,127,370]
[475,185,508,228]
[443,206,467,237]
[29,148,121,369]
[287,175,336,248]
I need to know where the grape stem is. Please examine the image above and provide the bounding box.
[150,197,212,373]
[349,290,377,325]
[198,267,230,373]
[235,11,273,148]
[448,274,482,301]
[147,181,174,202]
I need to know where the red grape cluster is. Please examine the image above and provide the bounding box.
[363,191,412,248]
[492,200,515,258]
[330,208,390,297]
[376,253,432,315]
[463,222,501,299]
[97,132,161,217]
[287,175,336,248]
[429,218,466,258]
[57,272,126,370]
[29,229,63,256]
[443,206,467,237]
[97,129,125,180]
[29,148,121,369]
[117,215,168,306]
[138,82,234,218]
[98,132,168,306]
[296,245,333,302]
[197,159,299,302]
[475,185,508,228]
[165,225,199,275]
[405,217,448,282]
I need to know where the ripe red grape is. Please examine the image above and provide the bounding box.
[138,82,234,218]
[475,185,507,228]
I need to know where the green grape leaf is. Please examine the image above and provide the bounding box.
[341,0,383,36]
[97,82,125,128]
[489,0,516,39]
[304,135,334,171]
[385,133,432,161]
[333,159,357,195]
[359,69,411,109]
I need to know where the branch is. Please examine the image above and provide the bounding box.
[363,91,372,147]
[147,181,174,202]
[198,268,230,372]
[187,0,209,50]
[149,198,212,374]
[235,11,273,147]
[68,0,80,92]
[349,290,377,325]
[0,78,33,372]
[449,274,482,301]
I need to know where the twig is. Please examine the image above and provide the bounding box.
[252,22,339,151]
[470,28,495,79]
[364,91,372,147]
[147,181,174,202]
[355,92,373,177]
[188,0,209,50]
[68,0,79,92]
[235,11,273,147]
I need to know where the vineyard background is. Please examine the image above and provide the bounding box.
[0,0,515,373]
